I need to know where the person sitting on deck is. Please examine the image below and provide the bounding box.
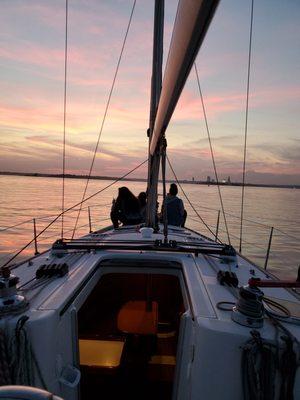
[110,187,142,229]
[138,191,147,222]
[161,183,187,227]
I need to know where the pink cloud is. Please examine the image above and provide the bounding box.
[0,42,111,71]
[170,84,300,123]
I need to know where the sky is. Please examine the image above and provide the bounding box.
[0,0,299,185]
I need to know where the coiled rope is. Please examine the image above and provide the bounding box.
[241,330,276,400]
[0,328,11,385]
[7,316,47,389]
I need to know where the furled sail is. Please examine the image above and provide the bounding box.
[149,0,219,155]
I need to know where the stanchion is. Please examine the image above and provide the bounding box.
[215,210,220,241]
[264,226,273,270]
[33,218,39,255]
[88,206,92,233]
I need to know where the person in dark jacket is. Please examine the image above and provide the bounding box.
[110,187,142,228]
[162,183,186,227]
[138,191,147,222]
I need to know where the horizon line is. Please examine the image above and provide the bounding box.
[0,171,299,190]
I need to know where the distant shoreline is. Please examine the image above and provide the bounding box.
[0,171,299,189]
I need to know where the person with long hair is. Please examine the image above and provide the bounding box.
[110,187,142,228]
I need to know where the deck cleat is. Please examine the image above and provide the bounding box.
[0,267,28,316]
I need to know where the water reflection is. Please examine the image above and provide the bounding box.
[0,175,299,279]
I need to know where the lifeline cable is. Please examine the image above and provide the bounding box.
[1,158,147,269]
[72,0,137,239]
[61,0,68,239]
[194,63,231,245]
[188,216,267,251]
[239,0,254,253]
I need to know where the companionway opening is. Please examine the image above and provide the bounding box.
[77,271,186,400]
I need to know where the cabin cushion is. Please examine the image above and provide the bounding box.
[117,300,158,334]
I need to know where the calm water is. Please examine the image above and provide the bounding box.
[0,175,299,280]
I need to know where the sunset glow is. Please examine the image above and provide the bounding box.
[0,0,299,184]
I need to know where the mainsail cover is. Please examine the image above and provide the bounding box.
[149,0,219,155]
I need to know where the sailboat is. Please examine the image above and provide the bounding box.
[0,1,299,399]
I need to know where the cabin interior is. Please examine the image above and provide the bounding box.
[77,270,186,399]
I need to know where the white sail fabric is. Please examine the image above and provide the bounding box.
[149,0,219,155]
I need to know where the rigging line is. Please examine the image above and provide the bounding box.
[0,203,112,232]
[39,217,112,241]
[273,227,299,242]
[0,218,36,233]
[194,63,231,245]
[71,0,137,240]
[166,155,222,242]
[190,204,300,240]
[161,139,168,242]
[239,0,254,253]
[190,216,268,252]
[2,206,297,243]
[61,0,68,239]
[0,158,147,269]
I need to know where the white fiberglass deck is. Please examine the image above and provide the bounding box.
[1,224,299,399]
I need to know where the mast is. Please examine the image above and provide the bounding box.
[146,0,164,227]
[146,0,219,228]
[150,0,219,155]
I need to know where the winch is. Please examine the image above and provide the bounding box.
[0,267,28,316]
[231,284,264,328]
